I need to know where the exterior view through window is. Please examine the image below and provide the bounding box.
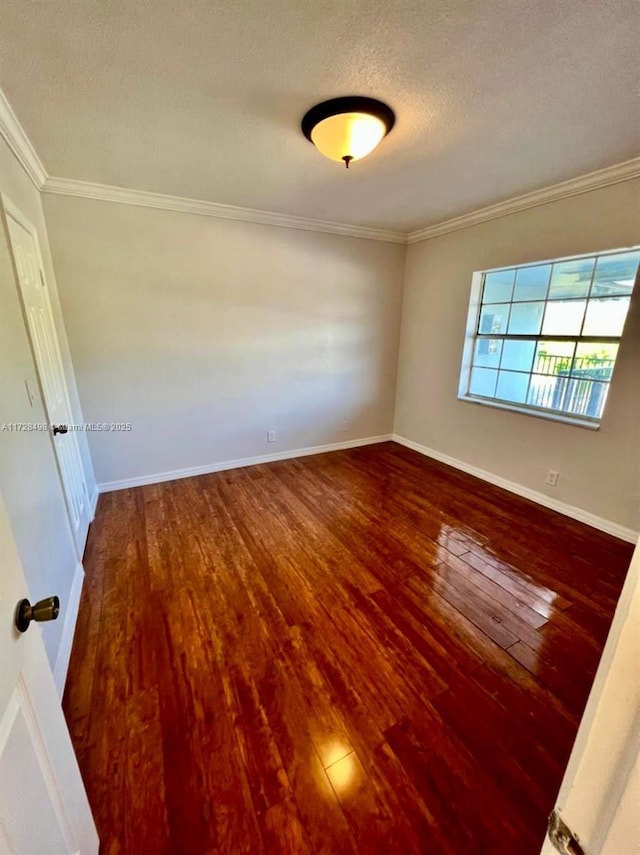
[460,248,639,426]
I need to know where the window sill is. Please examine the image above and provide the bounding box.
[457,394,601,430]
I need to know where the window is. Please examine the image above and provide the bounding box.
[459,247,639,427]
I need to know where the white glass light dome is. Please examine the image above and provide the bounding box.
[302,97,395,168]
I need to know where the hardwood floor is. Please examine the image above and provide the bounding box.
[63,442,632,855]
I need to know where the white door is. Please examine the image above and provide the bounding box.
[541,540,640,855]
[2,197,90,556]
[0,489,99,854]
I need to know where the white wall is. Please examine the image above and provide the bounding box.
[395,179,640,534]
[42,194,406,487]
[0,137,95,668]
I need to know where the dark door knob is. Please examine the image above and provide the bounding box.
[15,596,60,633]
[52,424,68,435]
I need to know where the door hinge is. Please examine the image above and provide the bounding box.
[39,268,46,288]
[548,810,586,855]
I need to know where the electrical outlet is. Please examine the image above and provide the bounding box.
[545,469,559,487]
[267,430,277,443]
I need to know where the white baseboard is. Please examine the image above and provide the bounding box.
[98,434,393,493]
[53,561,84,698]
[392,434,638,544]
[89,486,99,519]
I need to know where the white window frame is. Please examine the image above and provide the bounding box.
[458,247,639,430]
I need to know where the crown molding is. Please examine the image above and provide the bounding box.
[0,88,47,189]
[2,81,637,246]
[407,157,640,244]
[42,157,640,247]
[41,176,407,244]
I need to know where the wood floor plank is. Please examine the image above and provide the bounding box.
[63,441,632,854]
[384,711,539,855]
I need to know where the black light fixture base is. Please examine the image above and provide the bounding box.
[301,97,395,142]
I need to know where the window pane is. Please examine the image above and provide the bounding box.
[473,338,502,369]
[513,264,552,302]
[508,302,544,334]
[582,297,631,336]
[572,342,618,381]
[496,371,529,404]
[548,258,594,299]
[479,304,509,335]
[591,251,640,297]
[501,340,535,372]
[527,373,610,419]
[542,300,586,335]
[465,248,637,424]
[483,270,514,303]
[528,374,565,411]
[469,367,497,398]
[563,378,609,419]
[534,341,575,376]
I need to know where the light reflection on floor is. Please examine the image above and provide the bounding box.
[435,523,559,622]
[325,750,360,796]
[321,739,354,770]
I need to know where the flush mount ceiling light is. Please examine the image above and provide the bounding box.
[301,97,395,168]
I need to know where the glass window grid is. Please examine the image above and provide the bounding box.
[467,361,613,421]
[470,335,615,420]
[466,249,637,422]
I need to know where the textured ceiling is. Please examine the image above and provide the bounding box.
[1,0,638,231]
